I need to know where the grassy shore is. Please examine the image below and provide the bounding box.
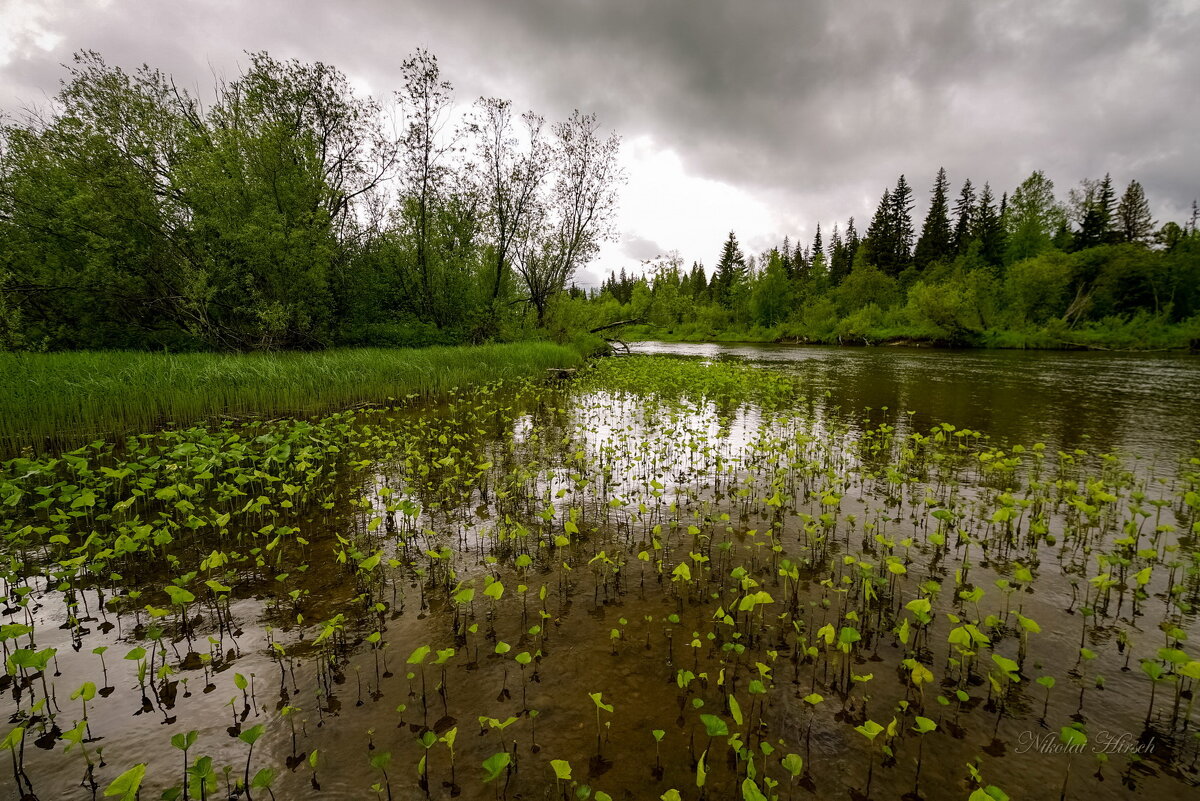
[0,342,583,453]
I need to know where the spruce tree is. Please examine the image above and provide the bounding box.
[914,167,953,269]
[844,217,860,264]
[793,240,808,280]
[860,175,915,277]
[974,182,1005,269]
[890,174,916,273]
[828,223,849,285]
[1116,179,1154,244]
[951,179,975,255]
[1051,220,1074,251]
[1097,174,1117,242]
[864,188,894,273]
[712,231,745,308]
[812,223,824,261]
[1078,173,1116,248]
[689,261,709,299]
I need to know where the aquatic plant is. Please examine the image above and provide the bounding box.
[0,352,1196,799]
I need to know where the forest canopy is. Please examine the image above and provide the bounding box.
[585,169,1200,348]
[2,51,1197,352]
[0,50,622,351]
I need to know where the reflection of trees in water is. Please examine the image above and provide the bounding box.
[374,385,573,526]
[754,347,1200,467]
[713,394,742,440]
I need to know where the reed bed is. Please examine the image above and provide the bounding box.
[0,342,581,453]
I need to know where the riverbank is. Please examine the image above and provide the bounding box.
[0,342,588,453]
[619,314,1200,351]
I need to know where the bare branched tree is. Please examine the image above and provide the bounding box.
[514,110,623,326]
[472,98,550,317]
[397,49,459,323]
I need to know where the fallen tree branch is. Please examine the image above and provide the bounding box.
[589,318,645,334]
[603,336,632,355]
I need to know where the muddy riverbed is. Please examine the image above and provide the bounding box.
[2,352,1198,800]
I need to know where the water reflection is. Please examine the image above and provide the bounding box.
[631,341,1200,464]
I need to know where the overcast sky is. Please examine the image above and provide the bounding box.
[2,0,1198,288]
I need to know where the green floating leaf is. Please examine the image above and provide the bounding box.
[0,727,25,751]
[741,777,769,801]
[164,585,195,605]
[1059,724,1087,748]
[239,724,265,746]
[103,763,146,801]
[728,694,744,726]
[589,691,613,713]
[991,654,1021,680]
[71,681,97,702]
[699,714,728,738]
[170,730,198,751]
[251,767,277,789]
[482,752,510,783]
[969,786,1010,801]
[854,720,884,741]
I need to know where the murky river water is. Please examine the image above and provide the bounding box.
[2,346,1199,801]
[632,341,1200,465]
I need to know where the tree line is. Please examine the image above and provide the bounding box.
[0,50,622,351]
[583,169,1200,346]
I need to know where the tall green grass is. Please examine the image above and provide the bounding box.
[0,343,582,453]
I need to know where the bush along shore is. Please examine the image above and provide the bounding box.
[613,313,1200,351]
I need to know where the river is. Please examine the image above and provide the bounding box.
[4,345,1199,801]
[632,341,1200,465]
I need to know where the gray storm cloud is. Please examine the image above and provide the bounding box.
[2,0,1197,254]
[621,235,666,263]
